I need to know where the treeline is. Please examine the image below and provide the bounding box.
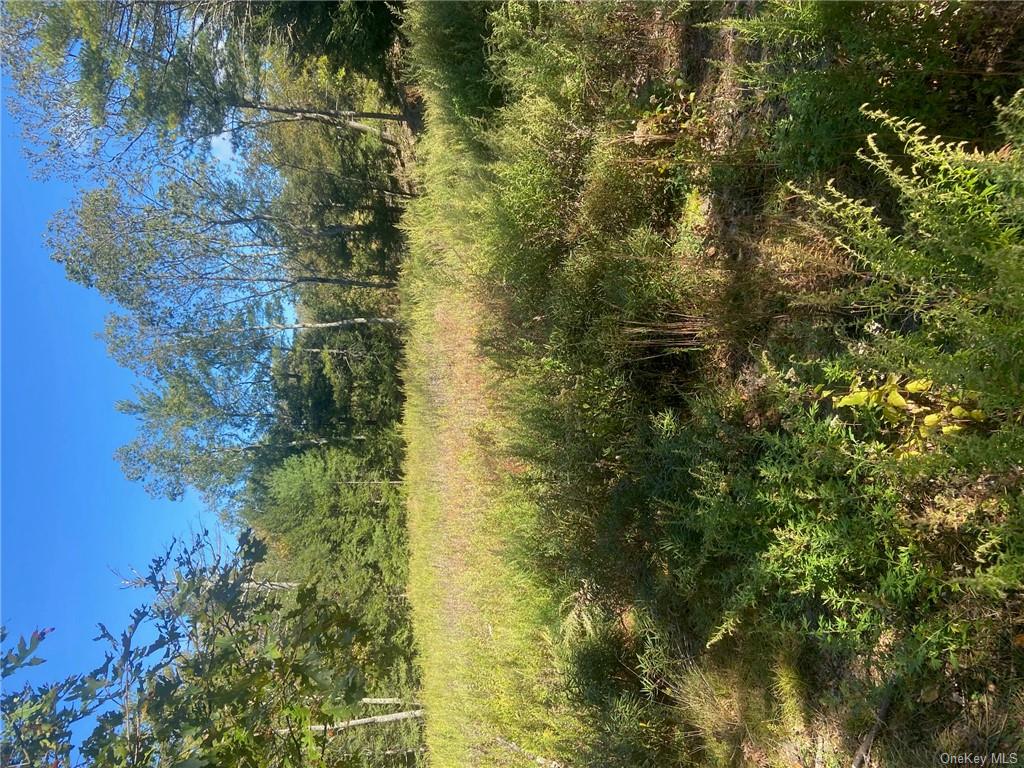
[2,1,420,765]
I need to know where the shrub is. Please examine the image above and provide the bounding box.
[727,1,1024,181]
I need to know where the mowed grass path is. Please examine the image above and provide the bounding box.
[402,269,591,767]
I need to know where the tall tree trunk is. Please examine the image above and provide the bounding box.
[139,274,391,290]
[289,274,394,290]
[334,480,403,486]
[232,98,404,145]
[235,99,406,123]
[202,438,332,455]
[214,318,397,335]
[276,709,424,736]
[147,274,394,290]
[204,212,374,242]
[358,698,419,706]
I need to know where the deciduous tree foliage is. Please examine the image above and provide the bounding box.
[43,150,397,509]
[2,0,406,175]
[49,167,393,332]
[2,531,366,768]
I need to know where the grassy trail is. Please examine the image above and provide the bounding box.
[403,291,489,763]
[403,277,588,767]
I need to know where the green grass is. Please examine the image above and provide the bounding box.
[400,123,593,766]
[400,252,592,768]
[400,1,1024,765]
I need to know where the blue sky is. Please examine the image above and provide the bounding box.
[1,81,220,684]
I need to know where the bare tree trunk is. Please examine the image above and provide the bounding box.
[214,318,397,335]
[233,98,404,145]
[289,274,394,289]
[359,698,420,706]
[219,438,330,453]
[235,99,406,123]
[334,480,403,486]
[276,709,423,736]
[204,212,376,243]
[245,274,394,289]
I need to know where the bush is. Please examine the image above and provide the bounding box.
[728,1,1024,182]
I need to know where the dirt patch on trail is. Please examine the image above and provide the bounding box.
[424,297,490,623]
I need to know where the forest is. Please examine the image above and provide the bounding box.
[2,2,1023,767]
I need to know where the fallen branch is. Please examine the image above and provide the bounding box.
[851,684,895,768]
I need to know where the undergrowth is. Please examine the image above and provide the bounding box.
[402,1,1024,765]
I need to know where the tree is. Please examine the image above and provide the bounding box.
[42,148,398,510]
[257,1,402,86]
[100,299,397,495]
[1,531,373,768]
[2,0,405,179]
[1,626,111,768]
[49,162,393,332]
[246,447,414,687]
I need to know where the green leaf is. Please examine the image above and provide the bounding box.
[886,390,908,409]
[836,390,870,408]
[905,379,932,393]
[882,406,903,424]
